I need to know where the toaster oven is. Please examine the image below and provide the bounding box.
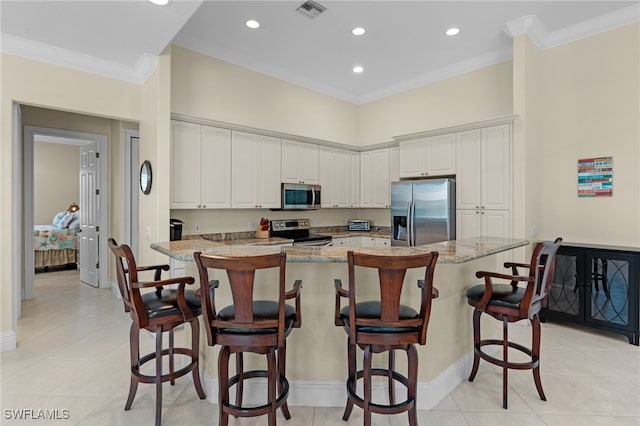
[348,219,371,231]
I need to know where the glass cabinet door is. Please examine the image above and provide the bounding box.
[546,249,583,319]
[585,251,635,331]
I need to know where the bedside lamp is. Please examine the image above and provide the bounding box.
[67,203,79,213]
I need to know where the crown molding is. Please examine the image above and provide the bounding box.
[0,33,156,84]
[503,4,640,50]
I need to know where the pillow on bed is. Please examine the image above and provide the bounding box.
[68,214,80,230]
[58,212,78,229]
[52,211,67,228]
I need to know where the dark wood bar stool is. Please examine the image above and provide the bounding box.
[466,238,562,409]
[194,251,302,426]
[108,238,206,426]
[334,250,439,426]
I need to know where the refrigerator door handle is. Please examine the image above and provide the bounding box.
[409,200,415,247]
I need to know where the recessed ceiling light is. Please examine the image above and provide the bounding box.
[445,27,460,36]
[149,0,170,5]
[352,27,366,36]
[353,66,364,74]
[246,19,260,29]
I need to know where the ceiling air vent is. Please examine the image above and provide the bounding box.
[296,0,326,18]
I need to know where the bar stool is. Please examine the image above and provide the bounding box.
[194,251,302,426]
[108,238,206,426]
[334,250,439,426]
[466,238,562,409]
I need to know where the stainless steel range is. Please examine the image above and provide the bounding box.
[270,219,333,247]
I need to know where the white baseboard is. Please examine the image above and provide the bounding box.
[185,351,474,410]
[0,330,17,352]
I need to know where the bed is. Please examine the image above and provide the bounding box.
[34,211,80,270]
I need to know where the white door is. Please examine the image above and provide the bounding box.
[79,142,99,287]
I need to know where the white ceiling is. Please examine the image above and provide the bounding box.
[1,1,638,104]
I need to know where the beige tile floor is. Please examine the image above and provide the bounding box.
[1,269,639,425]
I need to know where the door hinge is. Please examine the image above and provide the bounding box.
[96,226,100,233]
[96,189,100,195]
[96,261,100,269]
[95,152,100,158]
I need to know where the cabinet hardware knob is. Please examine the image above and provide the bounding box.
[476,211,479,214]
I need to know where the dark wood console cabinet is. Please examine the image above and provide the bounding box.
[542,243,639,345]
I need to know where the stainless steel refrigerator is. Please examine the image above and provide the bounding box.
[391,178,456,246]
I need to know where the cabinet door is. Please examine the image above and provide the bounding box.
[281,139,301,184]
[299,142,319,184]
[359,151,372,207]
[201,126,231,208]
[481,209,510,238]
[399,138,424,178]
[361,236,376,247]
[349,151,360,208]
[426,134,456,176]
[333,237,350,247]
[546,247,582,319]
[281,139,318,184]
[481,125,511,210]
[333,149,350,207]
[456,129,482,210]
[371,148,390,208]
[456,209,481,240]
[389,146,399,184]
[319,146,335,207]
[375,238,390,247]
[256,135,281,208]
[171,121,202,209]
[231,132,258,208]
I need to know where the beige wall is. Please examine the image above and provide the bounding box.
[535,24,639,245]
[171,46,359,146]
[1,54,145,335]
[33,142,80,225]
[356,61,514,145]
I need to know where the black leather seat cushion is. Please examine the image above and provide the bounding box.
[339,301,419,333]
[466,284,525,309]
[142,288,201,319]
[217,301,296,334]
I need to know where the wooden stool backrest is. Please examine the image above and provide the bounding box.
[347,250,439,345]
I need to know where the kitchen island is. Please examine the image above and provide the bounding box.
[150,236,529,409]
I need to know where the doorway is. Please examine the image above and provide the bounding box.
[23,126,108,298]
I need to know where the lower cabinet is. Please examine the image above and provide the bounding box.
[333,236,390,248]
[543,243,639,345]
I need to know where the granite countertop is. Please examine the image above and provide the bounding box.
[151,236,529,264]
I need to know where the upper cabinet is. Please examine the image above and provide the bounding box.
[171,121,231,209]
[231,131,281,209]
[389,146,399,184]
[399,134,456,178]
[281,139,319,184]
[349,151,360,208]
[360,148,390,208]
[456,124,511,211]
[319,146,351,208]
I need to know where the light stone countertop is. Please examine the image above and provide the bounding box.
[151,236,529,264]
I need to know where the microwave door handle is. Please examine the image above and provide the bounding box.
[311,188,315,207]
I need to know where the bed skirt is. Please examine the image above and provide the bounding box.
[35,249,77,269]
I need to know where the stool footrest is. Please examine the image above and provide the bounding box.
[345,368,415,415]
[222,370,290,418]
[131,347,198,384]
[475,339,540,370]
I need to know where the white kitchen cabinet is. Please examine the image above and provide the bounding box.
[171,121,231,209]
[319,146,350,208]
[332,237,353,247]
[281,139,319,184]
[375,237,391,247]
[389,146,400,184]
[398,134,456,178]
[456,125,511,211]
[231,131,281,209]
[456,124,511,242]
[360,148,390,208]
[349,151,360,208]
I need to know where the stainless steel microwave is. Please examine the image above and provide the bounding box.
[281,183,321,210]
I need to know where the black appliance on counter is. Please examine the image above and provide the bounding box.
[170,218,184,241]
[270,218,332,246]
